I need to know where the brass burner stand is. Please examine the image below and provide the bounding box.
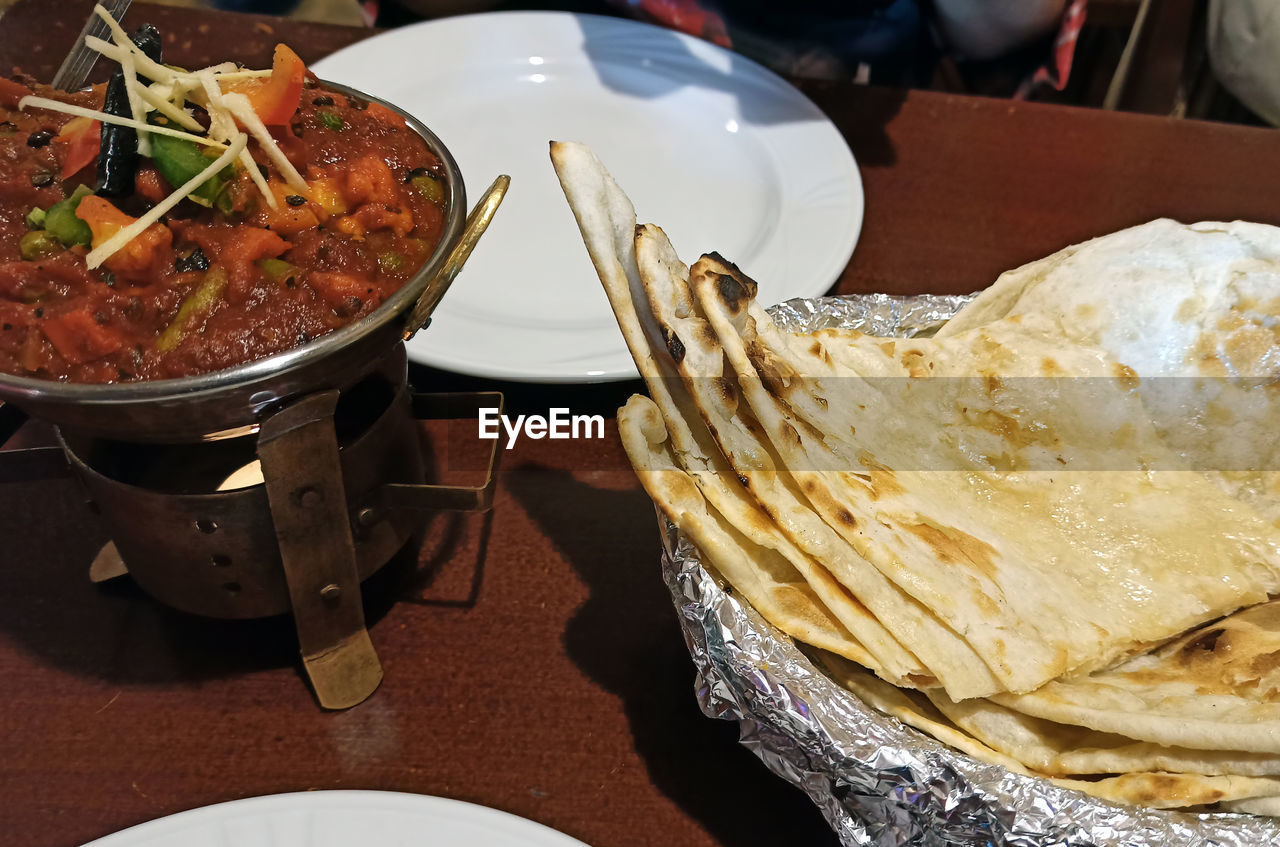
[0,365,501,710]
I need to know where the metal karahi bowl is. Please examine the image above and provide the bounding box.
[661,293,1280,847]
[0,80,466,443]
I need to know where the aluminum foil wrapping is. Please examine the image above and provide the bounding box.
[658,293,1280,847]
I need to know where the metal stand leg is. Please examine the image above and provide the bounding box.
[258,391,382,710]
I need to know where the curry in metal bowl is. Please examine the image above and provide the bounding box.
[0,14,450,384]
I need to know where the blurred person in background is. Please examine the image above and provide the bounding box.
[219,0,1278,127]
[932,0,1067,59]
[216,0,1082,96]
[1207,0,1280,126]
[375,0,1077,89]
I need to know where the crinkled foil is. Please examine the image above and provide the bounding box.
[658,293,1280,847]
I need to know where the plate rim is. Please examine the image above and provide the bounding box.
[314,10,864,383]
[83,789,592,846]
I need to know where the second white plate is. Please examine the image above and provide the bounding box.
[85,791,591,847]
[314,12,863,382]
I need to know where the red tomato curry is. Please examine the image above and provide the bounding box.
[0,54,448,383]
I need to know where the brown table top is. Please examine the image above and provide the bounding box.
[2,2,1280,846]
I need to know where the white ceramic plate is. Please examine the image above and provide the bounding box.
[84,791,591,847]
[313,12,863,382]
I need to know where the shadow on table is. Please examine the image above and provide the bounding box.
[803,82,907,170]
[571,13,907,169]
[0,474,297,684]
[0,370,562,693]
[505,463,843,847]
[575,14,825,127]
[0,456,466,692]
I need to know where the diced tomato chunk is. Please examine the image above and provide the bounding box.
[343,155,399,207]
[229,227,290,264]
[347,203,414,238]
[41,308,124,364]
[225,44,306,125]
[310,271,373,310]
[254,180,322,235]
[365,101,405,128]
[0,77,32,109]
[75,196,173,276]
[53,117,100,180]
[223,226,290,299]
[134,166,170,204]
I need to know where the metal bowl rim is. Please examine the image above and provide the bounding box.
[0,78,467,408]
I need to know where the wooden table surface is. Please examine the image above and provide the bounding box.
[2,2,1280,846]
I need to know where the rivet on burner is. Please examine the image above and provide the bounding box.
[320,583,341,603]
[356,507,378,527]
[196,518,218,534]
[295,487,322,508]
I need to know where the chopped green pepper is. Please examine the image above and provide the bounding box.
[155,266,228,352]
[257,257,299,286]
[25,207,46,229]
[150,129,233,208]
[43,185,93,247]
[411,175,443,204]
[318,111,344,132]
[19,230,61,261]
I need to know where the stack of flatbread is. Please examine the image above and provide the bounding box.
[551,140,1280,815]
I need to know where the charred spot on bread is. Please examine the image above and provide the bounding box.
[1183,627,1226,656]
[662,325,686,364]
[715,272,749,314]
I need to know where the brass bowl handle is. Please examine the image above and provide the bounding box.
[404,174,510,340]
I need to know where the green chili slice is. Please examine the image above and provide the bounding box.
[155,266,229,352]
[150,129,233,208]
[257,257,299,286]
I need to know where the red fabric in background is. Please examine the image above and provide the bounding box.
[1021,0,1088,96]
[633,0,731,47]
